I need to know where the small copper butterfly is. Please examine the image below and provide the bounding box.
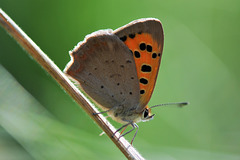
[64,18,188,144]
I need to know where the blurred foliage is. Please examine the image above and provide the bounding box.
[0,0,240,159]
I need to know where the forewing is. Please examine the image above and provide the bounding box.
[113,18,164,112]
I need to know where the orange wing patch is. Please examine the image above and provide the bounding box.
[121,33,162,107]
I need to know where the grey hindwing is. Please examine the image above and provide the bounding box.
[65,30,141,111]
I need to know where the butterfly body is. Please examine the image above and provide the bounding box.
[64,18,164,141]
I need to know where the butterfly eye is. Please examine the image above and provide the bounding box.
[142,108,155,122]
[143,108,149,119]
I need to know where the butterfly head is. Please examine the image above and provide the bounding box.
[141,106,155,122]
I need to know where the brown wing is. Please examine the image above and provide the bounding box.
[64,30,141,111]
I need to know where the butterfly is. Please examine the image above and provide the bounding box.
[64,18,187,144]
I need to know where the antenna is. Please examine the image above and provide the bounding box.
[150,102,189,109]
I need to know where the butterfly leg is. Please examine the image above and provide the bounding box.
[120,126,128,135]
[119,123,138,143]
[130,123,139,145]
[112,122,139,145]
[118,123,138,145]
[92,109,111,115]
[112,122,131,138]
[119,123,135,138]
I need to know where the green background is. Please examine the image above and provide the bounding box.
[0,0,240,159]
